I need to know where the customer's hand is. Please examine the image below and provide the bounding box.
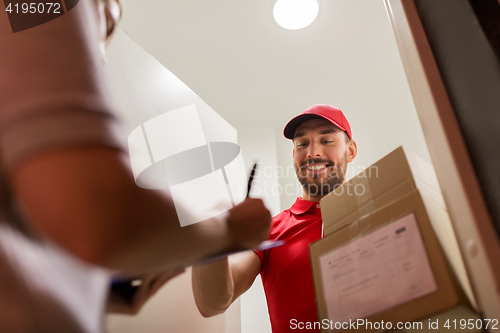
[107,269,185,315]
[225,198,272,250]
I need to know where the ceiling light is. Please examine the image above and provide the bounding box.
[273,0,319,30]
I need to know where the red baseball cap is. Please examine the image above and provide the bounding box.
[283,104,352,140]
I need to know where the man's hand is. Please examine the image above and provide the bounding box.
[107,269,185,315]
[225,198,272,250]
[190,199,270,317]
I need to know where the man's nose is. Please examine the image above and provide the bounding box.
[307,142,322,158]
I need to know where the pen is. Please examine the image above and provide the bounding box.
[246,163,257,198]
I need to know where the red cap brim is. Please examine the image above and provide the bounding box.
[283,114,350,140]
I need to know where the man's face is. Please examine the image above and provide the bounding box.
[293,118,354,198]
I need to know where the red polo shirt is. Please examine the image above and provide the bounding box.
[255,198,323,333]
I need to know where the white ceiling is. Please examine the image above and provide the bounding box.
[116,0,432,204]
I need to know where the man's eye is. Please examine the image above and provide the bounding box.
[297,143,306,148]
[323,140,333,144]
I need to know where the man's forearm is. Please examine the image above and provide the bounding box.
[191,251,261,318]
[192,259,234,317]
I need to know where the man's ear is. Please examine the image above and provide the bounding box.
[347,140,357,163]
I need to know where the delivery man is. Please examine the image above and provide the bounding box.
[192,104,358,332]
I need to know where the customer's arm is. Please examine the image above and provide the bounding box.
[106,269,185,315]
[192,250,261,317]
[10,147,271,273]
[1,1,271,274]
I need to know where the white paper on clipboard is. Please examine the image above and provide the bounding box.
[319,212,438,324]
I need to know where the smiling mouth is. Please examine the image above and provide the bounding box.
[304,163,330,172]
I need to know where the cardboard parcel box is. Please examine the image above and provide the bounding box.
[310,147,478,332]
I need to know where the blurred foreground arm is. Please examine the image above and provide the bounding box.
[106,269,185,315]
[1,1,271,274]
[11,148,271,273]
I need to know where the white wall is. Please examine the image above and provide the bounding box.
[237,127,282,333]
[238,128,281,216]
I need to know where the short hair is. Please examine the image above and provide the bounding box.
[344,132,351,144]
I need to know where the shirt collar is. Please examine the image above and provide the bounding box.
[289,197,319,215]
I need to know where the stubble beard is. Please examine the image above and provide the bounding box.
[295,151,348,197]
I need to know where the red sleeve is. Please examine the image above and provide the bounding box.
[254,248,264,264]
[253,212,285,273]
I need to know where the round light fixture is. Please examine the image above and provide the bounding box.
[273,0,319,30]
